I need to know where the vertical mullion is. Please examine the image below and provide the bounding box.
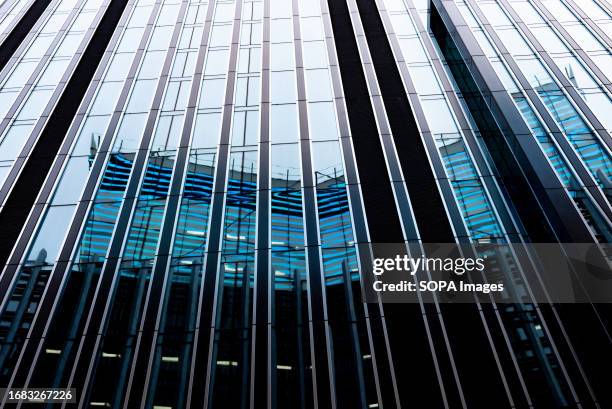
[0,0,115,209]
[42,0,174,402]
[496,0,612,220]
[319,0,398,407]
[249,0,269,404]
[291,0,337,407]
[560,0,612,48]
[0,0,141,394]
[527,0,612,93]
[0,0,59,73]
[185,0,244,406]
[121,0,218,405]
[464,0,612,229]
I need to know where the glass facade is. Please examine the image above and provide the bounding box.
[0,0,611,407]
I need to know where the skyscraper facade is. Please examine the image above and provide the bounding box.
[0,0,610,406]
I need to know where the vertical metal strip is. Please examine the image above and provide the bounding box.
[249,0,270,404]
[120,0,217,405]
[185,0,245,406]
[0,0,62,79]
[290,0,338,406]
[560,0,612,48]
[498,2,612,222]
[0,0,139,393]
[432,0,595,243]
[318,0,399,406]
[464,0,612,225]
[0,0,116,209]
[434,1,595,407]
[527,0,612,93]
[67,0,195,402]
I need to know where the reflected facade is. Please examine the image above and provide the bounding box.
[0,0,611,407]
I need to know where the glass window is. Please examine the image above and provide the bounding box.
[126,79,157,113]
[164,79,191,111]
[117,27,145,52]
[112,112,148,152]
[299,0,320,17]
[302,41,327,69]
[311,140,343,184]
[388,13,417,36]
[56,0,79,12]
[0,165,12,186]
[152,113,184,150]
[270,42,294,71]
[308,102,338,141]
[271,143,301,181]
[40,15,65,34]
[214,2,235,22]
[305,69,332,101]
[27,205,76,263]
[38,58,71,86]
[129,6,155,28]
[496,28,532,55]
[16,88,53,120]
[139,50,166,79]
[148,25,174,50]
[577,0,608,20]
[529,26,568,54]
[543,0,577,22]
[241,22,262,46]
[237,47,261,74]
[204,49,229,76]
[398,37,428,63]
[0,124,31,161]
[157,3,181,25]
[565,23,605,51]
[243,1,263,20]
[23,35,54,59]
[270,18,292,42]
[456,2,479,27]
[192,112,221,148]
[271,104,298,143]
[105,53,135,81]
[71,115,109,156]
[384,0,406,12]
[199,78,226,108]
[420,98,458,134]
[271,71,296,103]
[590,54,612,82]
[55,33,82,57]
[509,2,544,24]
[210,24,233,47]
[554,56,598,90]
[408,65,442,95]
[478,2,512,26]
[3,60,37,89]
[231,110,259,146]
[300,17,324,41]
[582,92,612,132]
[0,90,19,119]
[270,0,291,18]
[70,10,96,32]
[234,77,260,107]
[517,58,557,89]
[472,30,497,58]
[51,156,92,205]
[91,82,123,115]
[490,60,519,93]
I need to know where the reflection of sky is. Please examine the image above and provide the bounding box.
[28,205,76,263]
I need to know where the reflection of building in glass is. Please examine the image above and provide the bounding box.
[0,0,611,406]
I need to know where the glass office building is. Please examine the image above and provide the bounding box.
[0,0,610,406]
